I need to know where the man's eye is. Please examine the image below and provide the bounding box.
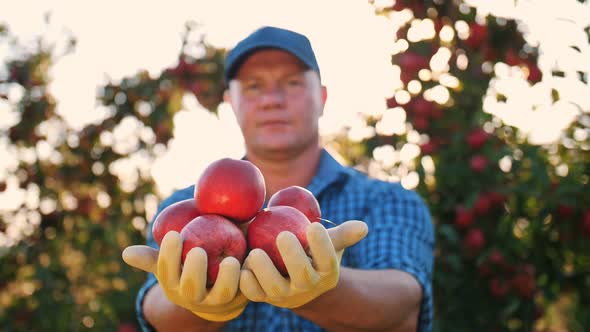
[243,83,260,91]
[287,78,303,86]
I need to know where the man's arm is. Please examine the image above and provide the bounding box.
[142,284,226,332]
[135,187,231,332]
[294,267,422,332]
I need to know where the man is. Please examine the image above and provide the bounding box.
[123,26,434,331]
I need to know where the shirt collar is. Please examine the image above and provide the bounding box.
[307,148,350,197]
[242,148,350,198]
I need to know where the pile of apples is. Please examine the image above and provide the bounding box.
[152,158,322,286]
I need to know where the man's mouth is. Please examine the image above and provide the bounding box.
[259,120,289,127]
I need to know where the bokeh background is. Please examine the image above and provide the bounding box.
[0,0,589,331]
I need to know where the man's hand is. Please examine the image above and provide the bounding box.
[239,220,368,308]
[122,231,248,322]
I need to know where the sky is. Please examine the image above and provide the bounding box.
[0,0,589,199]
[2,0,399,132]
[1,0,401,196]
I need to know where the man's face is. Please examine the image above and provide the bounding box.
[225,49,327,157]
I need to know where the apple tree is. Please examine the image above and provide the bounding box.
[326,1,589,331]
[0,22,225,331]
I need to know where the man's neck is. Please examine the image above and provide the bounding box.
[245,146,322,199]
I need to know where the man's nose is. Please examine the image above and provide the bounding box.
[259,85,285,107]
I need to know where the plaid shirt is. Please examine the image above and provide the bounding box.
[136,149,434,331]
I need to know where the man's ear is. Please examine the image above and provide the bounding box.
[223,89,231,104]
[319,85,328,116]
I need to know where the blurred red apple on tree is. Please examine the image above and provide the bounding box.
[488,249,506,268]
[386,96,400,109]
[118,322,136,332]
[454,206,474,229]
[464,228,486,256]
[420,141,437,155]
[473,194,492,216]
[487,191,505,207]
[465,23,488,49]
[470,155,489,173]
[413,116,429,131]
[412,97,435,117]
[247,205,311,276]
[267,186,321,223]
[525,60,542,83]
[505,49,521,66]
[152,198,200,247]
[180,214,247,287]
[489,277,510,299]
[195,158,266,223]
[511,264,536,298]
[466,128,489,150]
[556,204,575,219]
[398,52,430,74]
[398,51,430,84]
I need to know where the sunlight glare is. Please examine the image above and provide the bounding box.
[376,107,407,136]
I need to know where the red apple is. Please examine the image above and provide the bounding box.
[511,264,536,298]
[169,57,189,77]
[412,97,434,117]
[556,204,575,219]
[247,205,311,276]
[482,44,498,62]
[195,158,266,223]
[473,194,492,216]
[267,186,321,223]
[525,60,542,83]
[392,0,406,11]
[413,116,429,131]
[466,128,489,150]
[469,155,489,173]
[488,249,507,268]
[398,51,430,84]
[398,51,430,74]
[386,96,400,109]
[420,142,437,155]
[489,277,510,299]
[465,23,488,49]
[505,49,521,66]
[454,206,474,229]
[430,105,443,119]
[152,198,200,247]
[463,228,486,255]
[487,191,505,207]
[400,71,414,85]
[180,214,247,287]
[118,322,136,332]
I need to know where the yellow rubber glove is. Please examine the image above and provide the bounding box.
[239,220,368,309]
[122,231,248,322]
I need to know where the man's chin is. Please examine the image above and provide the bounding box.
[250,142,302,159]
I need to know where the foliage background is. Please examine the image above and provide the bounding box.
[0,1,589,331]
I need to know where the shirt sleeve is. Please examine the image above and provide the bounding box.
[135,187,194,332]
[349,183,435,332]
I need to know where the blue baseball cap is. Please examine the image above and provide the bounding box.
[224,26,321,85]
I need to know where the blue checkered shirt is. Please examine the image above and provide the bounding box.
[136,149,434,331]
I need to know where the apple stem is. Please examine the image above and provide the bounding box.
[319,218,339,226]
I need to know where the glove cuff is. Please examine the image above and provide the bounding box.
[271,272,340,309]
[190,293,249,322]
[192,305,246,322]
